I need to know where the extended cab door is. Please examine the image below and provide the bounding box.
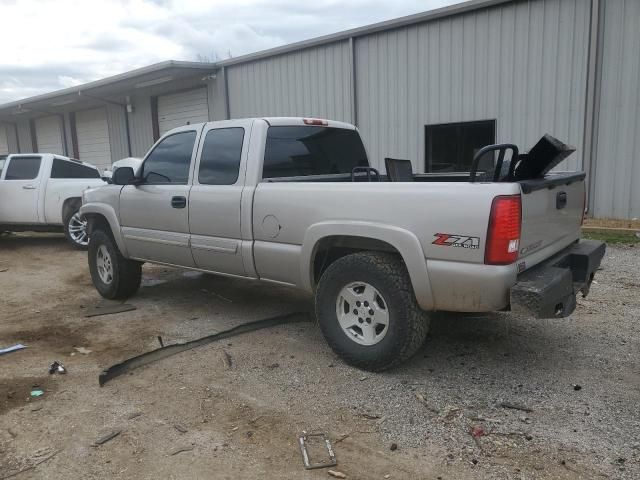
[0,155,44,224]
[189,120,251,276]
[119,127,200,267]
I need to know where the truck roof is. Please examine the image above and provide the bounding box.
[168,117,357,134]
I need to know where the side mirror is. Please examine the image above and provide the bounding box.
[112,167,139,185]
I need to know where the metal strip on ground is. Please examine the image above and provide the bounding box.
[98,312,310,386]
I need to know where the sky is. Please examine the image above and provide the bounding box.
[0,0,462,104]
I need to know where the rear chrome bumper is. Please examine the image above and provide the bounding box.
[510,239,606,318]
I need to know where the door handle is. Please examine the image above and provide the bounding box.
[171,196,187,209]
[22,185,36,190]
[556,191,567,209]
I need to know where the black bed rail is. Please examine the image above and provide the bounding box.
[469,143,519,182]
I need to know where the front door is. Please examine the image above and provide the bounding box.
[189,120,251,276]
[0,156,42,224]
[120,128,199,267]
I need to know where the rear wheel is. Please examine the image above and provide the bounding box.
[63,205,88,249]
[315,252,430,371]
[88,229,141,299]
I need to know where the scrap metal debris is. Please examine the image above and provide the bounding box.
[92,430,121,446]
[99,312,308,386]
[74,346,92,355]
[0,344,26,355]
[328,470,347,479]
[174,424,188,434]
[220,349,233,368]
[499,402,534,413]
[170,446,194,456]
[48,361,67,375]
[84,300,137,318]
[299,432,337,470]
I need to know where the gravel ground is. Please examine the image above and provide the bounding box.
[0,234,638,479]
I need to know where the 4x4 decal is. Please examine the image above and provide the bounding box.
[432,233,480,250]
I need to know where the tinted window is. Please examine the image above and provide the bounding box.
[263,126,368,179]
[142,131,196,184]
[5,156,41,180]
[425,120,495,172]
[51,158,100,179]
[0,157,5,177]
[198,128,244,185]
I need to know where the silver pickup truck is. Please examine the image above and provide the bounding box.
[80,117,605,370]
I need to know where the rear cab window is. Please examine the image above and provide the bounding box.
[4,156,42,180]
[51,158,100,179]
[262,126,368,179]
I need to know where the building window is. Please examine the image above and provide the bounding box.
[425,120,496,172]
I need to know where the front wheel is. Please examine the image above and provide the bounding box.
[88,229,141,299]
[315,252,430,371]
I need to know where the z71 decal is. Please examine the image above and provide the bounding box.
[432,233,480,250]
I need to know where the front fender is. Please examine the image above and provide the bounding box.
[79,202,128,257]
[301,221,434,311]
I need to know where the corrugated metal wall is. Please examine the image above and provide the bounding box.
[128,95,154,158]
[356,0,591,171]
[16,120,32,153]
[226,41,353,122]
[592,0,640,219]
[106,104,130,161]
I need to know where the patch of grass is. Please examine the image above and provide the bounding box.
[583,230,640,245]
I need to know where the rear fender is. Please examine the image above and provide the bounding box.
[301,221,434,310]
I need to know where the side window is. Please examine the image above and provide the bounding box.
[5,156,41,180]
[51,159,100,179]
[142,131,196,184]
[198,128,244,185]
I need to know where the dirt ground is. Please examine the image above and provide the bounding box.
[0,233,638,479]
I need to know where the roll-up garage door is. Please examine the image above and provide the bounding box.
[0,125,9,155]
[157,88,209,136]
[76,107,112,171]
[35,115,64,155]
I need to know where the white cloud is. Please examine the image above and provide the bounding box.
[0,0,461,103]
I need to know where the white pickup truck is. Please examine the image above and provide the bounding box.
[80,118,605,370]
[0,154,105,248]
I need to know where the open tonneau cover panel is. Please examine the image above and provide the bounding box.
[469,134,577,183]
[511,134,576,180]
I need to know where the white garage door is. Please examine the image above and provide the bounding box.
[157,88,209,136]
[76,108,112,171]
[0,125,9,155]
[35,115,64,155]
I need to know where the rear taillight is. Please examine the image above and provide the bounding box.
[485,195,522,265]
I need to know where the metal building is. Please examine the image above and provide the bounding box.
[0,0,638,219]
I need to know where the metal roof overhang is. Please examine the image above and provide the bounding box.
[0,61,217,121]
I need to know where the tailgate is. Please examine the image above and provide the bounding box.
[517,173,585,268]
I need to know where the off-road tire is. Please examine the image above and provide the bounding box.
[63,202,88,250]
[315,251,430,371]
[88,229,141,299]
